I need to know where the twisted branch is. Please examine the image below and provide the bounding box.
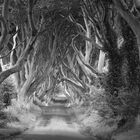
[28,0,37,36]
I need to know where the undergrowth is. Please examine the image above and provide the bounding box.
[4,100,42,128]
[74,82,140,139]
[0,77,17,128]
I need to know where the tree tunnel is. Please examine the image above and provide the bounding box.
[0,1,140,139]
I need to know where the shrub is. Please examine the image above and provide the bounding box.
[0,77,17,127]
[0,77,17,107]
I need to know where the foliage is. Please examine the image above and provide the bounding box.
[0,77,17,127]
[4,100,41,128]
[0,77,16,108]
[0,110,8,128]
[105,87,140,119]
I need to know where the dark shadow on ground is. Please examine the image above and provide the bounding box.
[15,134,94,140]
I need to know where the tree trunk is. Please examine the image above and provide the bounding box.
[97,50,106,73]
[0,56,4,71]
[103,2,123,95]
[18,69,35,102]
[120,17,140,89]
[113,0,140,60]
[106,51,123,94]
[83,9,92,64]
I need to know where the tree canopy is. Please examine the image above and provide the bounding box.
[0,0,140,122]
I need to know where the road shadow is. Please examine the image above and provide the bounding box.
[14,133,94,140]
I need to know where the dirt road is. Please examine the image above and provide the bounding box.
[14,105,94,140]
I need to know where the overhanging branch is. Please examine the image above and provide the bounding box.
[28,0,37,36]
[79,33,105,51]
[59,63,87,92]
[71,35,101,77]
[60,78,86,92]
[0,39,26,59]
[62,61,87,89]
[0,26,43,84]
[0,64,20,84]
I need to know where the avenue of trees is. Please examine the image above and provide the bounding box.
[0,0,140,124]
